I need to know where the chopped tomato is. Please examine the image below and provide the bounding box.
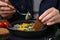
[0,22,4,27]
[2,21,10,27]
[0,21,10,28]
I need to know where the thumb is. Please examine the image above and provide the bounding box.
[5,0,8,3]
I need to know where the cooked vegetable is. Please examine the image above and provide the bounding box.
[13,23,35,31]
[25,11,31,20]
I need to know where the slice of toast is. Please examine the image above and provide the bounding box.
[32,17,44,31]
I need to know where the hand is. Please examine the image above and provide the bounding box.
[0,1,16,18]
[39,7,60,26]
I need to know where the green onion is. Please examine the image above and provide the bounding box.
[25,11,31,20]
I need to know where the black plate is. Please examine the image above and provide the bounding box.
[7,20,47,38]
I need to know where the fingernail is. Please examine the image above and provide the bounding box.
[39,17,41,20]
[41,19,44,22]
[46,23,50,25]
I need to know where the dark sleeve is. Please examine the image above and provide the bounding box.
[55,0,60,29]
[7,12,25,23]
[8,0,28,23]
[58,0,60,10]
[57,0,60,11]
[9,0,28,13]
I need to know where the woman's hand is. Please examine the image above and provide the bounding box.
[0,0,16,18]
[39,7,60,26]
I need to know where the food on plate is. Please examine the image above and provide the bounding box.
[13,23,35,31]
[25,11,31,20]
[13,17,44,31]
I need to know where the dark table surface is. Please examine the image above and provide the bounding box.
[7,34,55,40]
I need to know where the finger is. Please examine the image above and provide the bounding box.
[5,0,11,5]
[0,0,4,1]
[39,7,53,20]
[46,22,56,26]
[46,15,59,26]
[46,19,59,25]
[0,7,10,11]
[5,0,14,9]
[0,10,15,17]
[7,4,14,9]
[0,0,5,1]
[43,14,57,25]
[0,1,14,9]
[46,14,59,23]
[0,1,8,7]
[0,13,12,18]
[0,10,16,13]
[41,9,58,22]
[5,0,8,3]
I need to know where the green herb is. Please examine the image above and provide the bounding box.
[25,11,31,20]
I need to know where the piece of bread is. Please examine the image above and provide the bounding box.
[0,28,9,35]
[0,28,10,40]
[33,17,44,31]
